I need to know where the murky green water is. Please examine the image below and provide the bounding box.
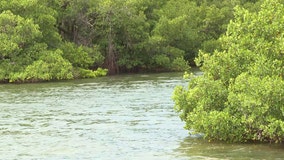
[0,72,283,159]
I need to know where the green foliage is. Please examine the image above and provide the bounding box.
[60,42,94,68]
[0,10,42,56]
[83,45,105,67]
[55,0,192,73]
[0,10,44,80]
[0,1,107,83]
[228,74,284,142]
[171,57,191,72]
[72,67,108,79]
[9,50,73,82]
[153,54,170,67]
[0,0,268,82]
[173,0,284,143]
[0,0,62,47]
[94,68,108,77]
[173,77,228,121]
[152,0,242,63]
[95,0,152,73]
[153,0,200,62]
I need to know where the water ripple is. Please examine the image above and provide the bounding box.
[0,73,189,160]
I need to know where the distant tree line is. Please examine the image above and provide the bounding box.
[0,0,262,82]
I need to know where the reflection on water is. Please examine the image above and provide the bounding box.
[178,136,284,159]
[0,72,283,159]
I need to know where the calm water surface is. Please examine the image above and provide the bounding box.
[0,72,283,159]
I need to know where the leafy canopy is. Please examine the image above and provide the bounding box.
[173,0,284,143]
[0,0,107,82]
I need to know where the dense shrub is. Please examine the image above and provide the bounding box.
[173,0,284,143]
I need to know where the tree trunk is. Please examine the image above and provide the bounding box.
[104,26,119,75]
[103,10,119,75]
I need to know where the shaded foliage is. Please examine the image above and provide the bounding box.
[0,0,264,82]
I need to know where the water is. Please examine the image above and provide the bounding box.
[0,72,283,159]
